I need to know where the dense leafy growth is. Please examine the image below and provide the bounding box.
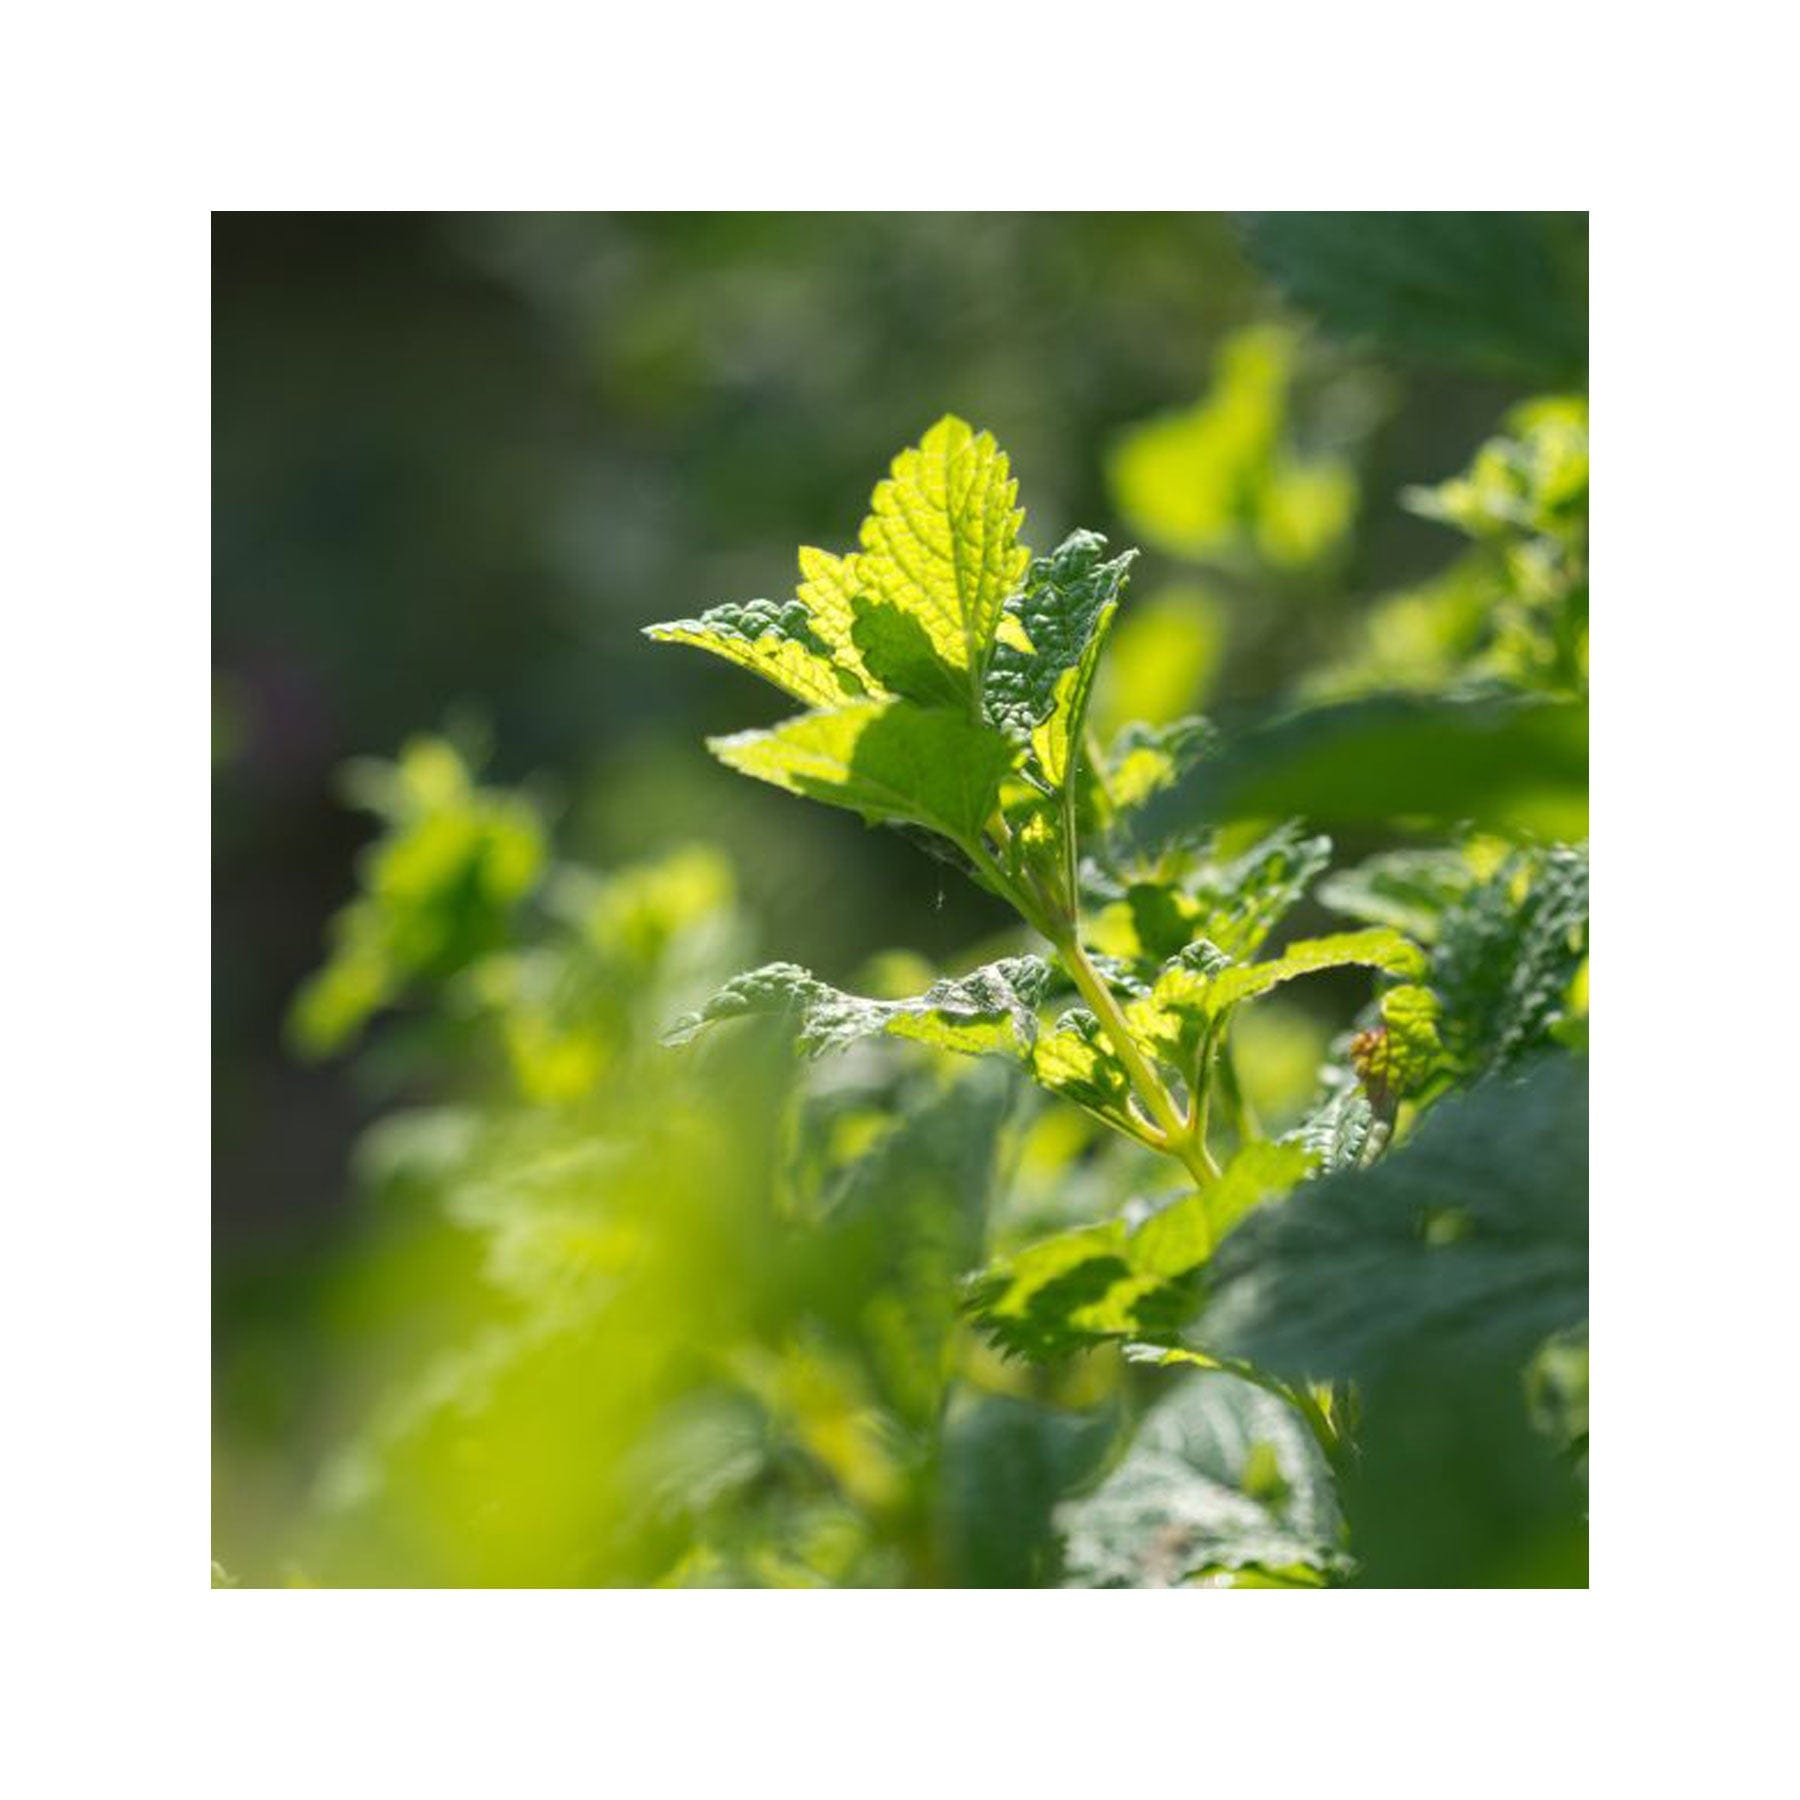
[276,220,1588,1587]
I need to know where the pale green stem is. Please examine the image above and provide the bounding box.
[1054,934,1214,1189]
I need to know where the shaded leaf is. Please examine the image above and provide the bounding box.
[1432,844,1588,1074]
[848,595,966,707]
[1140,693,1588,843]
[665,955,1051,1063]
[1057,1369,1346,1588]
[937,1394,1116,1587]
[1294,1079,1375,1174]
[1192,1058,1588,1381]
[1319,846,1480,943]
[1238,211,1588,382]
[1029,1008,1139,1135]
[985,529,1137,789]
[813,1064,1018,1427]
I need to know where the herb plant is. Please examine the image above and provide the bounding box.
[282,372,1587,1588]
[642,411,1588,1583]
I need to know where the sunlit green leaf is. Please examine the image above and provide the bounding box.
[1128,927,1424,1061]
[1350,983,1445,1108]
[1096,716,1218,816]
[967,1140,1312,1359]
[854,415,1029,689]
[1107,325,1356,571]
[707,699,1018,848]
[644,597,868,707]
[289,736,549,1057]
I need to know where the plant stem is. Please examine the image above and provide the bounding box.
[1054,933,1213,1188]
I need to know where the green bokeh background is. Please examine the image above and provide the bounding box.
[212,212,1577,1581]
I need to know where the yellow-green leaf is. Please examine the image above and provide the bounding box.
[855,416,1029,689]
[968,1139,1313,1359]
[1205,928,1425,1012]
[1128,928,1425,1063]
[707,699,1018,848]
[645,597,868,708]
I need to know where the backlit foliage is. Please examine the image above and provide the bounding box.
[270,221,1588,1588]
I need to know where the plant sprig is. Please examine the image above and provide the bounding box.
[648,418,1435,1472]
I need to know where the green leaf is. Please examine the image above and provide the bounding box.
[1096,716,1219,815]
[1085,822,1328,972]
[664,955,1051,1063]
[288,736,549,1057]
[984,529,1137,790]
[1319,847,1479,943]
[1056,1369,1346,1588]
[966,1139,1312,1359]
[1406,395,1589,545]
[1106,324,1356,572]
[1238,211,1588,382]
[1135,1139,1317,1267]
[1180,824,1333,961]
[1295,1079,1375,1174]
[1190,1057,1588,1382]
[644,597,868,708]
[854,415,1029,690]
[1550,957,1589,1053]
[1432,844,1588,1074]
[813,1064,1018,1428]
[794,544,877,669]
[1140,693,1589,843]
[1346,1352,1587,1588]
[1207,927,1426,1012]
[1362,983,1446,1104]
[847,595,966,708]
[707,699,1018,849]
[1128,927,1424,1061]
[1029,1008,1139,1134]
[937,1393,1116,1588]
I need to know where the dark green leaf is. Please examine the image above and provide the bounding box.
[1192,1057,1588,1382]
[1238,211,1588,382]
[985,529,1137,788]
[1141,693,1588,843]
[937,1394,1116,1587]
[1432,845,1589,1073]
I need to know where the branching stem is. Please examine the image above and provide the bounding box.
[1054,933,1215,1190]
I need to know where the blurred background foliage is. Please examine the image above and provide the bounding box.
[214,212,1586,1585]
